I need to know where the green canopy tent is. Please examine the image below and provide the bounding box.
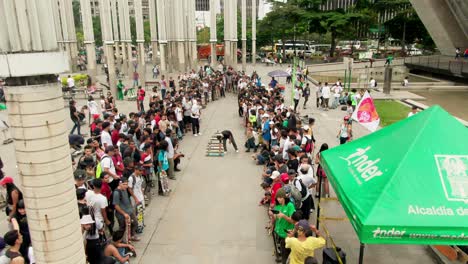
[319,105,468,263]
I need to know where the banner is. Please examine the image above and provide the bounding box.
[352,91,380,132]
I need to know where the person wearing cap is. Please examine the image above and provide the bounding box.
[269,171,282,207]
[269,188,296,264]
[10,200,31,263]
[285,219,325,264]
[113,178,139,242]
[0,177,23,221]
[80,213,105,264]
[2,230,24,263]
[337,116,352,145]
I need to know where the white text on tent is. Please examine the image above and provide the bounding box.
[341,146,383,183]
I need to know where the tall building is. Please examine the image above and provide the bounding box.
[196,0,210,11]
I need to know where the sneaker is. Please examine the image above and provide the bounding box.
[236,150,239,153]
[194,134,198,137]
[198,132,202,136]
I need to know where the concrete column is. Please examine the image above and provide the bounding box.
[210,0,218,66]
[64,0,79,71]
[231,0,238,69]
[383,66,393,94]
[80,0,97,77]
[51,0,65,51]
[156,0,168,72]
[149,0,159,65]
[189,0,198,69]
[135,0,146,85]
[252,0,257,67]
[120,0,133,76]
[100,0,117,96]
[174,0,185,72]
[224,0,231,66]
[0,0,86,262]
[117,0,128,75]
[165,0,175,72]
[111,0,121,72]
[241,0,247,71]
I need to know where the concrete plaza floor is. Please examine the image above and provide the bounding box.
[0,63,438,263]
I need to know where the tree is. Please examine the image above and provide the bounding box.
[197,27,211,44]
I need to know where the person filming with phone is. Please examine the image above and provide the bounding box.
[268,188,296,264]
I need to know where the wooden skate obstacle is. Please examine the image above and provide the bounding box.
[206,131,224,157]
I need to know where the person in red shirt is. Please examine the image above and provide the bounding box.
[112,149,124,177]
[100,172,112,200]
[270,171,283,207]
[137,86,145,112]
[111,122,121,146]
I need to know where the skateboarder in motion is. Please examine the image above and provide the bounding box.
[218,130,239,153]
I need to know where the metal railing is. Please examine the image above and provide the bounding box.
[404,55,468,77]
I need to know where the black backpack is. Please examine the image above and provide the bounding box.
[294,179,308,198]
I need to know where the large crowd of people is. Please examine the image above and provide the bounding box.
[0,61,364,263]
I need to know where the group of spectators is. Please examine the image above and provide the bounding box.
[236,71,330,264]
[0,64,246,263]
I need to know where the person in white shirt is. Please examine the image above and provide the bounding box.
[128,166,145,208]
[408,106,418,117]
[164,129,175,179]
[191,100,202,136]
[402,76,409,87]
[87,96,100,121]
[293,86,302,112]
[321,82,331,110]
[100,122,113,149]
[289,169,314,218]
[101,146,119,188]
[86,178,110,230]
[175,102,185,135]
[282,135,296,160]
[332,85,342,109]
[67,75,75,88]
[316,82,323,108]
[369,78,376,89]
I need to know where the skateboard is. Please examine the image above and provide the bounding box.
[159,171,171,195]
[136,204,144,234]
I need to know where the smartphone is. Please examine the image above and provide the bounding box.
[271,209,280,214]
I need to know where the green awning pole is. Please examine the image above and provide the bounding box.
[344,70,347,91]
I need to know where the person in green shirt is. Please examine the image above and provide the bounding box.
[117,80,124,100]
[269,188,296,264]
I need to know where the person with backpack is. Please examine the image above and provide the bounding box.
[127,165,144,208]
[112,179,139,242]
[288,170,314,220]
[300,126,314,157]
[100,146,120,191]
[2,230,24,263]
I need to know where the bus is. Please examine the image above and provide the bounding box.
[274,43,309,56]
[305,44,331,57]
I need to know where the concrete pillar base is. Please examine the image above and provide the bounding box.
[191,41,198,69]
[252,40,256,67]
[242,40,247,71]
[383,66,393,94]
[224,40,231,67]
[232,42,238,70]
[4,80,86,263]
[210,42,217,66]
[152,41,159,65]
[121,42,128,77]
[159,43,167,73]
[126,42,133,77]
[177,41,186,73]
[138,42,146,87]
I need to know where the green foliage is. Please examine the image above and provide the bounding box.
[93,17,103,47]
[61,74,89,87]
[144,20,151,44]
[374,100,409,127]
[73,0,82,30]
[130,17,137,45]
[197,27,211,44]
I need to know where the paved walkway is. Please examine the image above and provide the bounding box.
[0,63,438,263]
